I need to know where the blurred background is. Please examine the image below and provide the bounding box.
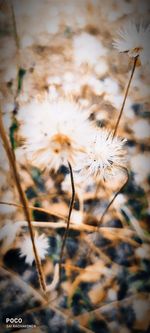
[0,1,150,332]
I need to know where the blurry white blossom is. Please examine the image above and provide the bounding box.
[113,22,150,65]
[94,60,108,76]
[19,233,49,265]
[104,0,133,22]
[78,129,127,180]
[0,191,17,214]
[0,221,22,252]
[132,119,150,139]
[130,154,150,184]
[17,99,92,172]
[73,32,107,66]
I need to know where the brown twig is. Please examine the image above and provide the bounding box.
[13,220,137,239]
[59,161,75,282]
[113,56,138,138]
[0,110,46,293]
[0,200,67,221]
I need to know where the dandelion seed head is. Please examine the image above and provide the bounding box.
[78,129,127,180]
[19,233,49,265]
[17,99,91,172]
[113,21,150,65]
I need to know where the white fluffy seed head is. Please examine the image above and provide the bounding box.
[17,99,92,172]
[19,233,49,265]
[113,21,150,65]
[78,129,127,181]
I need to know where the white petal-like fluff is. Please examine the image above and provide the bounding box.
[132,119,150,139]
[73,32,107,66]
[130,154,150,184]
[0,221,23,253]
[113,21,150,65]
[78,129,127,180]
[17,99,92,172]
[19,233,49,265]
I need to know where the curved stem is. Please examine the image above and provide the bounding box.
[59,161,75,283]
[0,110,46,293]
[96,167,129,231]
[113,56,138,138]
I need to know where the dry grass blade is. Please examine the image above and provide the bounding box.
[0,109,46,293]
[59,162,75,283]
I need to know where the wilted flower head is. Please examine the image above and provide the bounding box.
[78,129,127,181]
[19,233,49,265]
[17,99,92,172]
[113,21,150,65]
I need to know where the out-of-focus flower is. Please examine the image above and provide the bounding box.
[73,32,107,66]
[130,153,150,184]
[113,21,150,65]
[78,129,127,180]
[106,0,133,22]
[19,233,49,265]
[0,221,22,252]
[0,191,17,214]
[17,99,92,172]
[131,119,150,139]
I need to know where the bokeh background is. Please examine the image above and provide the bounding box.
[0,1,150,332]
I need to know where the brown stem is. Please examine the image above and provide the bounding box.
[113,56,138,138]
[96,167,129,231]
[59,161,75,283]
[0,200,67,221]
[0,110,46,293]
[10,0,20,50]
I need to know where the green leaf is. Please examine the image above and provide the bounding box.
[17,68,26,93]
[9,117,19,149]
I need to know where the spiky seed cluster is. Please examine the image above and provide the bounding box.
[19,233,49,265]
[113,21,150,65]
[17,99,92,172]
[78,130,127,181]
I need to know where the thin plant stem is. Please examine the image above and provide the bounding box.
[78,190,84,214]
[12,221,137,238]
[113,56,138,138]
[0,200,67,221]
[0,110,46,293]
[10,0,20,99]
[59,161,75,283]
[96,166,129,231]
[10,0,20,51]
